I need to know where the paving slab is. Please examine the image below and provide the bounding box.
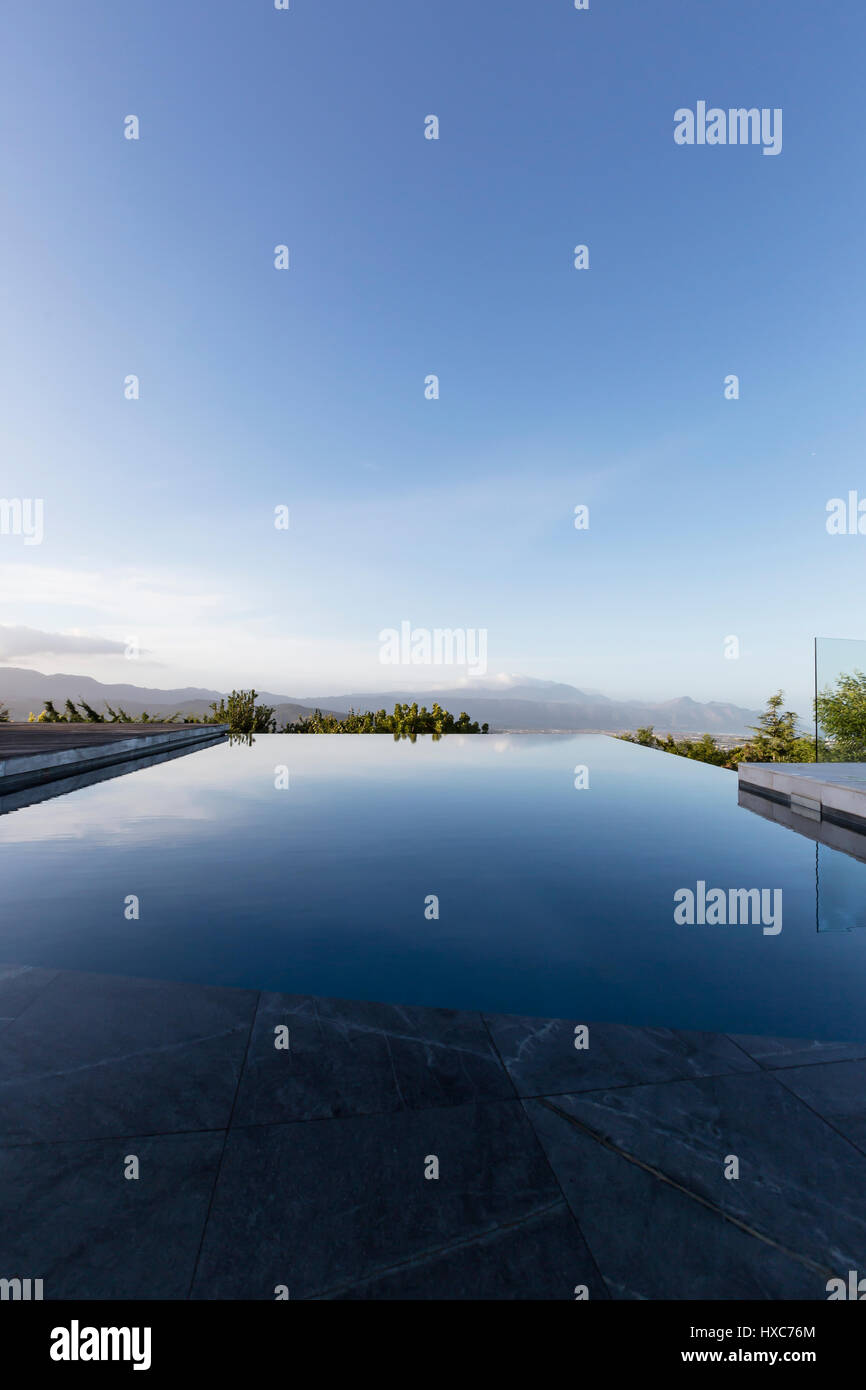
[192,1099,605,1300]
[0,969,257,1143]
[524,1071,866,1299]
[483,1014,757,1096]
[326,1201,603,1299]
[524,1095,822,1300]
[0,1131,223,1299]
[772,1059,866,1155]
[1,962,863,1300]
[729,1033,866,1069]
[232,993,513,1126]
[0,962,59,1019]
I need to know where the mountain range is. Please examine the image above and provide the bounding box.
[0,667,762,735]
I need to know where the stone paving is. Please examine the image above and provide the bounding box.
[1,963,864,1300]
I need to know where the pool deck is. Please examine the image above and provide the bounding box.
[0,723,228,794]
[1,963,864,1300]
[738,761,866,831]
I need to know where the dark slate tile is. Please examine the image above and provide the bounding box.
[192,1099,605,1300]
[329,1204,607,1300]
[524,1095,821,1300]
[232,994,512,1127]
[0,963,59,1018]
[526,1071,866,1296]
[483,1014,757,1097]
[0,1131,223,1299]
[729,1034,866,1069]
[0,969,257,1143]
[774,1060,866,1154]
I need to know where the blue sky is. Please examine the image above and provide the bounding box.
[0,0,863,713]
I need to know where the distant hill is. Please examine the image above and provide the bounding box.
[0,667,762,735]
[0,667,339,725]
[302,685,762,735]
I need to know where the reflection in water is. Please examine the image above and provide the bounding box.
[0,736,228,818]
[816,841,866,932]
[738,787,866,932]
[3,733,866,1038]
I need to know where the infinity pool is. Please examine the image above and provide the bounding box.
[2,734,865,1040]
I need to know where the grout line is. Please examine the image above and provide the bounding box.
[506,1063,765,1101]
[0,1090,548,1149]
[727,1049,866,1075]
[0,970,63,1029]
[481,1016,610,1298]
[534,1095,838,1281]
[0,1125,228,1151]
[308,1197,566,1301]
[722,1033,770,1070]
[768,1067,866,1163]
[479,1015,520,1101]
[4,1057,852,1150]
[186,991,261,1299]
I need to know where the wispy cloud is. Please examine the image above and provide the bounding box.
[0,625,127,661]
[0,564,229,622]
[0,563,377,691]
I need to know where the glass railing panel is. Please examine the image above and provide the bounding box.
[815,636,866,762]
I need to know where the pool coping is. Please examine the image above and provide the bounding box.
[738,762,866,835]
[0,725,229,793]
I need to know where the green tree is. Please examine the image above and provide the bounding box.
[741,691,814,763]
[104,704,134,722]
[34,699,188,725]
[78,700,106,723]
[618,726,736,767]
[206,689,276,734]
[815,669,866,760]
[282,702,488,738]
[618,690,816,769]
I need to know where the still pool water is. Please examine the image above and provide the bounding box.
[2,733,866,1040]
